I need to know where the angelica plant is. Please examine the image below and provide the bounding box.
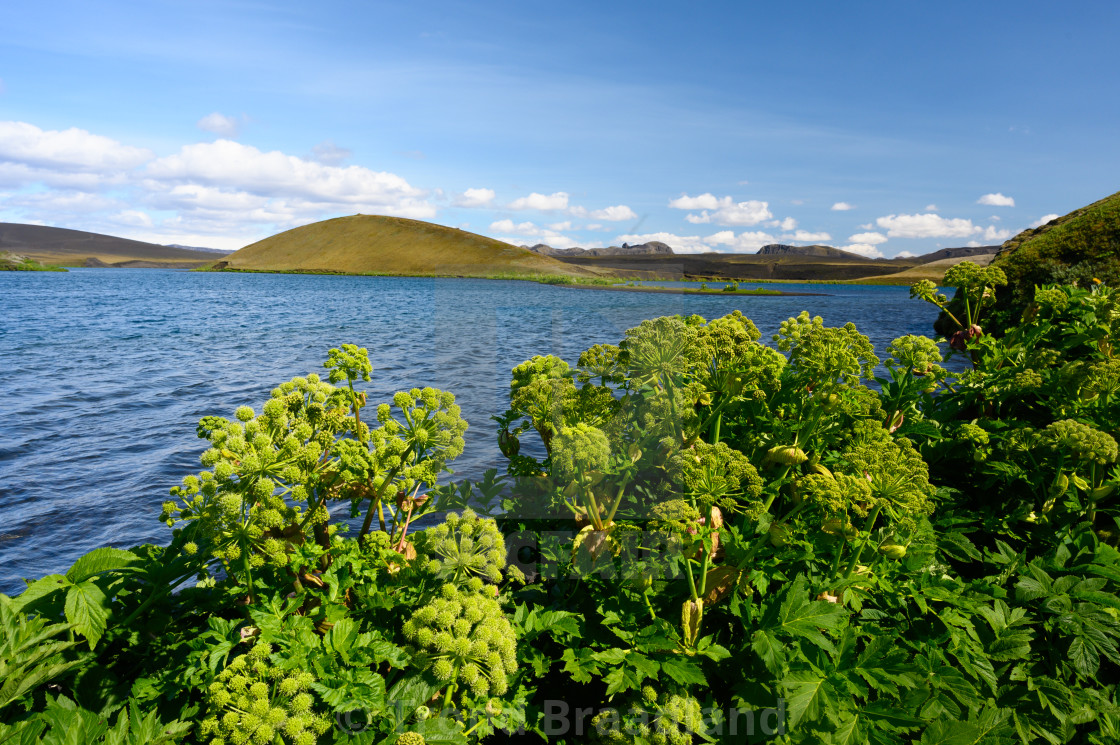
[415,509,508,584]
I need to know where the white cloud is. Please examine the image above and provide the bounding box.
[585,223,605,231]
[668,193,721,210]
[982,225,1013,242]
[978,192,1015,207]
[848,231,887,245]
[111,209,153,228]
[587,204,637,221]
[454,187,496,208]
[507,191,569,211]
[1031,213,1060,228]
[858,223,873,230]
[876,213,980,239]
[0,121,151,187]
[831,202,854,211]
[782,230,831,243]
[488,218,582,248]
[196,112,242,138]
[768,217,797,231]
[144,139,435,218]
[924,204,938,212]
[840,243,884,258]
[672,194,772,226]
[311,140,351,166]
[547,221,572,231]
[895,251,916,258]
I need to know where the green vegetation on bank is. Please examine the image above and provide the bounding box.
[0,252,67,271]
[937,190,1120,334]
[3,263,1120,743]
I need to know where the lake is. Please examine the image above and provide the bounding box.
[0,269,941,594]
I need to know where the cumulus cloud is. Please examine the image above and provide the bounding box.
[196,112,242,138]
[895,251,916,258]
[1031,213,1060,228]
[978,192,1015,207]
[587,204,637,221]
[668,193,721,210]
[768,217,797,231]
[840,243,884,258]
[982,226,1013,242]
[311,140,351,165]
[782,230,831,243]
[454,187,496,208]
[848,231,887,245]
[670,194,773,226]
[0,121,151,188]
[876,213,980,239]
[144,139,434,218]
[507,191,569,211]
[489,218,582,248]
[831,202,854,211]
[614,231,713,254]
[924,204,938,212]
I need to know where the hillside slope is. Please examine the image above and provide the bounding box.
[221,215,598,278]
[0,223,226,267]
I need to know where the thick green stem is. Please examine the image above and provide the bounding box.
[358,464,403,540]
[840,504,883,583]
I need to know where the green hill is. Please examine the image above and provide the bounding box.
[217,215,600,278]
[934,190,1120,335]
[995,190,1120,300]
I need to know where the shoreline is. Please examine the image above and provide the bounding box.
[554,283,827,297]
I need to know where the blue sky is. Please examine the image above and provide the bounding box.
[0,1,1117,256]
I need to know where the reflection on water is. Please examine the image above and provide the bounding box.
[0,269,941,593]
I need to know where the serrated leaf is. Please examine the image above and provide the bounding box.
[660,657,706,687]
[12,575,69,616]
[782,670,831,728]
[920,720,982,745]
[751,629,785,675]
[65,547,139,584]
[1067,636,1099,678]
[411,716,470,745]
[63,580,110,649]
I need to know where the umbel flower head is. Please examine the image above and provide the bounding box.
[591,687,705,745]
[775,312,879,388]
[417,509,507,584]
[401,582,518,699]
[840,420,934,527]
[198,643,331,745]
[551,423,611,483]
[1039,419,1119,465]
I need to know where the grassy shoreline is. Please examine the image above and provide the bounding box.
[0,252,68,272]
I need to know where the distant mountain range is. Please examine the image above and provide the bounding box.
[0,218,1002,283]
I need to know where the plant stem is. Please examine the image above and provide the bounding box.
[840,504,883,583]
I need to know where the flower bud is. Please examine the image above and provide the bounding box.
[768,524,790,547]
[766,445,808,466]
[1089,484,1116,503]
[1048,473,1069,498]
[878,541,906,560]
[682,599,703,647]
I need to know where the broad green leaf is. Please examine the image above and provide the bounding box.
[1067,636,1099,678]
[12,575,69,615]
[63,581,110,649]
[65,547,139,584]
[751,629,785,675]
[920,720,982,745]
[782,670,831,728]
[660,657,706,687]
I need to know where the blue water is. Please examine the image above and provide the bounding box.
[0,269,940,594]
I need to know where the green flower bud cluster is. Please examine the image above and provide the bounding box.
[797,471,872,519]
[672,441,763,515]
[417,509,506,584]
[618,316,697,391]
[909,280,947,307]
[841,421,933,524]
[199,643,330,745]
[943,261,1007,292]
[885,335,943,374]
[648,499,702,538]
[1033,286,1070,313]
[395,733,426,745]
[402,582,517,699]
[323,343,372,384]
[551,423,611,483]
[578,344,624,385]
[1010,368,1044,392]
[1085,359,1120,399]
[591,688,705,745]
[1039,420,1119,465]
[775,312,879,387]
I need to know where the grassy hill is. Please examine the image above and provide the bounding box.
[850,252,996,285]
[217,215,599,278]
[994,190,1120,304]
[0,223,225,267]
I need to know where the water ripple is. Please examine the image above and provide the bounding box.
[0,269,942,593]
